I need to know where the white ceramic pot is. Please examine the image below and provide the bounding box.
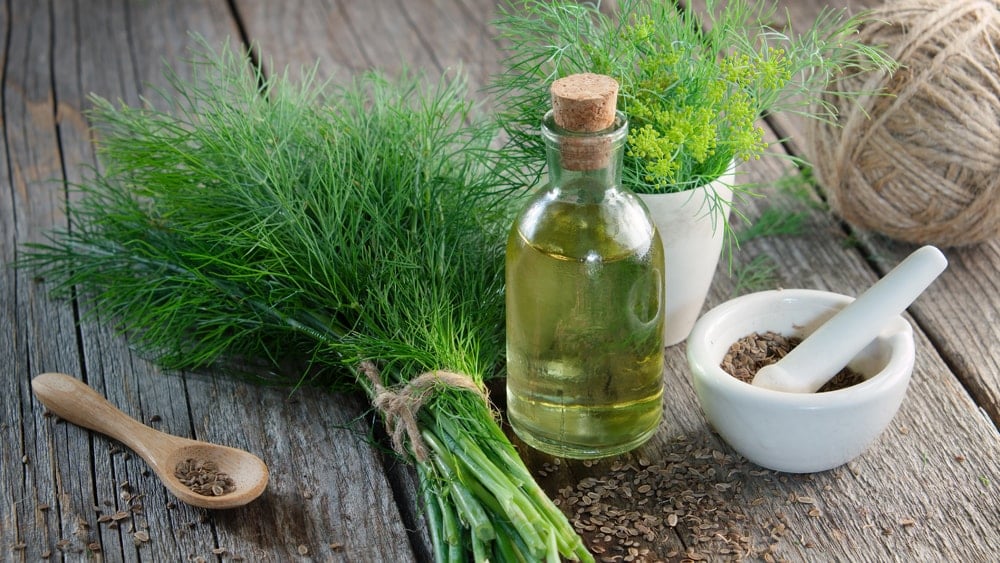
[686,289,915,473]
[639,165,735,346]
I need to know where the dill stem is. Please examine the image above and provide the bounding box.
[437,493,463,560]
[432,416,549,557]
[471,421,587,556]
[424,432,496,541]
[495,518,534,560]
[22,43,591,562]
[418,464,448,563]
[471,528,489,562]
[545,528,560,563]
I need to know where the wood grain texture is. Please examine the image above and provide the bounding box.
[516,147,999,561]
[2,0,998,561]
[692,149,1000,562]
[3,0,416,561]
[232,0,503,106]
[767,0,1000,426]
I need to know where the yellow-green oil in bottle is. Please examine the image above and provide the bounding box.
[505,176,665,459]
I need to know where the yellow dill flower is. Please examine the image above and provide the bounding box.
[492,0,896,194]
[759,48,793,90]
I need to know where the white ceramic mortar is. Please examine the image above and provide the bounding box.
[686,289,915,473]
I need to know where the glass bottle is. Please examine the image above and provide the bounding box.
[505,74,665,459]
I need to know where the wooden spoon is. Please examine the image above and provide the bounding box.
[32,372,269,509]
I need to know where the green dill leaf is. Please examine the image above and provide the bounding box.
[20,42,591,561]
[488,0,897,253]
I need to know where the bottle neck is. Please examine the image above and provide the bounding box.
[542,110,628,192]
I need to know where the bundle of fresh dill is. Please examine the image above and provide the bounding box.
[22,46,590,562]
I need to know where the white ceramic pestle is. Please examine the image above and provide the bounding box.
[752,246,948,393]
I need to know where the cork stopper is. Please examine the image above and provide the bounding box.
[549,73,620,170]
[551,73,619,131]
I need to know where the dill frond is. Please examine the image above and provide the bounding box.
[490,0,896,195]
[22,43,588,562]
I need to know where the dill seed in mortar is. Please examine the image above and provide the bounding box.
[722,331,866,392]
[174,458,236,496]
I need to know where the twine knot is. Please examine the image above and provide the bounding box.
[359,361,486,462]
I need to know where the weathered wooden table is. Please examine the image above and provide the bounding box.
[3,1,998,561]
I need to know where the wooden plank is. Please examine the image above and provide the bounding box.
[765,0,1000,426]
[232,0,501,102]
[3,0,996,561]
[1,2,87,560]
[2,0,418,561]
[523,149,1000,561]
[225,1,514,558]
[231,0,1000,560]
[489,0,1000,557]
[694,152,1000,561]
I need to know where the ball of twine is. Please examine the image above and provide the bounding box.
[807,0,1000,247]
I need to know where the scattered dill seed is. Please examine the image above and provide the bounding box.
[556,436,758,560]
[22,43,586,561]
[722,331,867,391]
[546,435,847,560]
[174,458,235,497]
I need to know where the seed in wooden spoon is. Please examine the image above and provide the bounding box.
[174,458,236,497]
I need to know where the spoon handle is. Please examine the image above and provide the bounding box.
[31,372,165,454]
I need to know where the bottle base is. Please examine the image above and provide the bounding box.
[509,416,660,460]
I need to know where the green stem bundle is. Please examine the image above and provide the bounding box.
[22,44,589,562]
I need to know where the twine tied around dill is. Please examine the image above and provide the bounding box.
[806,0,1000,247]
[360,361,488,462]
